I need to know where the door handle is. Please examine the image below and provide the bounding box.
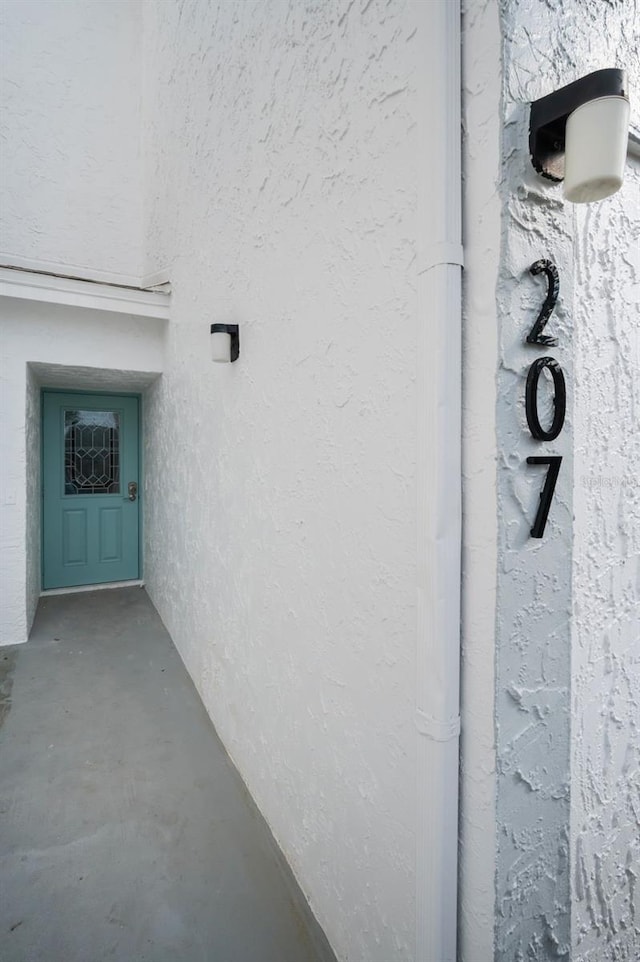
[127,481,138,502]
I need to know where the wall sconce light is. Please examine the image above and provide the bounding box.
[210,323,240,363]
[529,68,630,203]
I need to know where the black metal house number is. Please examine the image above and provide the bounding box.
[525,259,565,538]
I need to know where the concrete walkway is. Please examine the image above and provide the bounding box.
[0,588,335,962]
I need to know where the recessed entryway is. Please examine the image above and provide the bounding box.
[42,391,141,590]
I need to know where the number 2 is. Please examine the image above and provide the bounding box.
[527,259,559,346]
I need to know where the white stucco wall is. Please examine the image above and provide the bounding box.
[571,141,640,961]
[500,3,640,957]
[0,0,144,281]
[0,298,165,645]
[141,2,432,959]
[495,24,576,962]
[461,0,640,957]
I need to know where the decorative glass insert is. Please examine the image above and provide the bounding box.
[64,410,120,495]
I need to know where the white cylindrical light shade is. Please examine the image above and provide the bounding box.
[564,95,630,203]
[211,330,231,362]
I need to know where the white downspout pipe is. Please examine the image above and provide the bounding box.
[415,2,462,961]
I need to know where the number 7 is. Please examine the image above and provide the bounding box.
[527,456,562,538]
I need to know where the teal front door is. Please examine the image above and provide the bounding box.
[42,392,140,590]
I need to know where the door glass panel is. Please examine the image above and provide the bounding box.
[64,410,120,495]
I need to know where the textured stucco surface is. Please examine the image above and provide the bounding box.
[494,19,575,962]
[141,2,425,959]
[0,0,143,279]
[0,298,165,645]
[571,145,640,960]
[494,1,640,959]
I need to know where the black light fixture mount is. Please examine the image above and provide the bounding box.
[210,323,240,363]
[529,68,629,183]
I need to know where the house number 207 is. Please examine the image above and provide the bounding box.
[525,259,566,538]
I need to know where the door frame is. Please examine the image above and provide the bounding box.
[40,387,143,590]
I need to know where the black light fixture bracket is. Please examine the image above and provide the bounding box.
[210,323,240,362]
[529,68,628,181]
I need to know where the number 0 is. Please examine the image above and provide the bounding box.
[525,356,566,442]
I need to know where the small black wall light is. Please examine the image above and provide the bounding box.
[210,323,240,363]
[529,68,630,203]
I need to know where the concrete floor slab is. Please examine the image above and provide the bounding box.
[0,588,336,962]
